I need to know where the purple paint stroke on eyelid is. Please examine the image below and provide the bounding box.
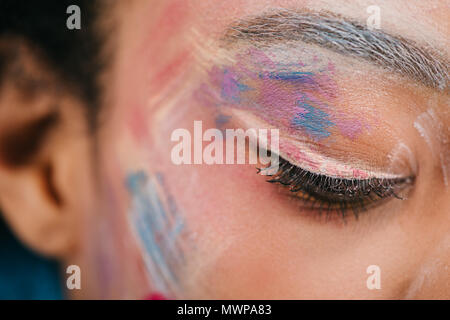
[206,67,339,135]
[221,69,241,102]
[259,71,338,101]
[235,60,258,80]
[246,47,277,69]
[198,48,368,140]
[229,48,337,96]
[258,79,305,121]
[305,73,338,100]
[221,68,252,103]
[333,116,369,140]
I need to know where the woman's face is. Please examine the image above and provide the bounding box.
[7,0,448,299]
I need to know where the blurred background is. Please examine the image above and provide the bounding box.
[0,213,63,299]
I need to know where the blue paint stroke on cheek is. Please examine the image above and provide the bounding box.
[292,97,335,140]
[126,171,186,296]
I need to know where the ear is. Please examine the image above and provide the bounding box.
[0,38,93,258]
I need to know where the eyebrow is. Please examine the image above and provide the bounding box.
[223,9,449,91]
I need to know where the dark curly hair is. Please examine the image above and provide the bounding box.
[0,0,105,127]
[0,0,106,166]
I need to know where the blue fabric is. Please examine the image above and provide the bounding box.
[0,215,63,300]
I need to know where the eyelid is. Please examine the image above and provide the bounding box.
[228,108,408,180]
[278,138,403,180]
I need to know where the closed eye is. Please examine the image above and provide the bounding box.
[258,156,415,220]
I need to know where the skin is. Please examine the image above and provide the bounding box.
[0,0,448,299]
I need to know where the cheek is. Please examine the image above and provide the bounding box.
[145,104,344,298]
[162,162,293,298]
[161,162,343,298]
[155,136,337,298]
[157,149,420,298]
[108,93,423,299]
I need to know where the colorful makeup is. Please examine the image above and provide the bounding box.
[230,108,402,180]
[194,45,417,216]
[126,171,189,297]
[199,46,371,143]
[292,94,335,140]
[414,107,450,186]
[195,46,407,180]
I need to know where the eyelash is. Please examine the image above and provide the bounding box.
[258,157,414,220]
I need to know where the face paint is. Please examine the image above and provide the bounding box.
[387,141,417,180]
[274,136,403,179]
[126,171,190,297]
[292,94,335,140]
[414,107,450,187]
[215,113,232,127]
[198,47,369,144]
[193,46,384,180]
[333,117,367,140]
